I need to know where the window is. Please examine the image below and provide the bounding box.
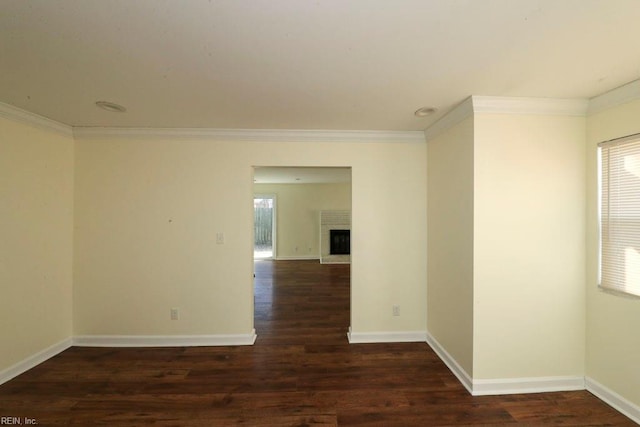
[254,195,276,259]
[598,134,640,297]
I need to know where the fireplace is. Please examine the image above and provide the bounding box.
[330,229,350,255]
[320,210,351,264]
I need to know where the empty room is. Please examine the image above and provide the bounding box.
[1,1,640,425]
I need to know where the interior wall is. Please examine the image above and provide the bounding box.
[0,117,74,373]
[586,99,640,407]
[74,136,427,337]
[253,182,351,259]
[250,142,428,333]
[426,116,475,376]
[73,138,255,336]
[473,113,586,379]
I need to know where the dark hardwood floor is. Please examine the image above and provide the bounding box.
[0,259,634,426]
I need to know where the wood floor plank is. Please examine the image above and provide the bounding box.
[0,259,635,425]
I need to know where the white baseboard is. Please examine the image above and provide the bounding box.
[2,331,256,385]
[0,337,72,386]
[73,330,257,347]
[347,327,427,344]
[274,256,319,261]
[472,375,585,396]
[426,332,473,394]
[426,332,584,396]
[586,377,640,425]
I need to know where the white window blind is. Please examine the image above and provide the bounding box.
[599,134,640,297]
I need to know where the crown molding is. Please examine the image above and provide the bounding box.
[0,102,73,137]
[472,96,588,116]
[424,96,588,142]
[73,127,426,143]
[423,97,474,142]
[14,82,640,143]
[588,79,640,116]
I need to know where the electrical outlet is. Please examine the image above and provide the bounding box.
[392,305,400,316]
[170,308,179,320]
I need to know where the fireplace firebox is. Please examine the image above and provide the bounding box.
[330,229,350,255]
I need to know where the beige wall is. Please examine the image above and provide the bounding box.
[253,182,351,259]
[427,117,475,375]
[473,114,586,379]
[586,99,640,406]
[74,137,427,336]
[0,117,74,372]
[253,142,429,333]
[73,138,256,335]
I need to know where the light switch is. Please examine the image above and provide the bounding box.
[216,232,225,244]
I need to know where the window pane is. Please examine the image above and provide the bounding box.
[599,136,640,297]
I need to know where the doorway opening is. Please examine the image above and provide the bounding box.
[252,166,352,344]
[254,195,275,259]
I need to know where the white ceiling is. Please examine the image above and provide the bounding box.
[1,0,640,131]
[254,167,351,184]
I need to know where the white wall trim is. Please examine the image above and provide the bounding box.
[586,377,640,425]
[424,97,474,142]
[73,127,426,144]
[347,327,427,344]
[73,330,257,347]
[0,338,73,386]
[274,256,319,261]
[472,96,588,116]
[426,333,585,396]
[425,332,473,394]
[424,96,589,142]
[472,376,585,396]
[0,102,73,137]
[588,79,640,116]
